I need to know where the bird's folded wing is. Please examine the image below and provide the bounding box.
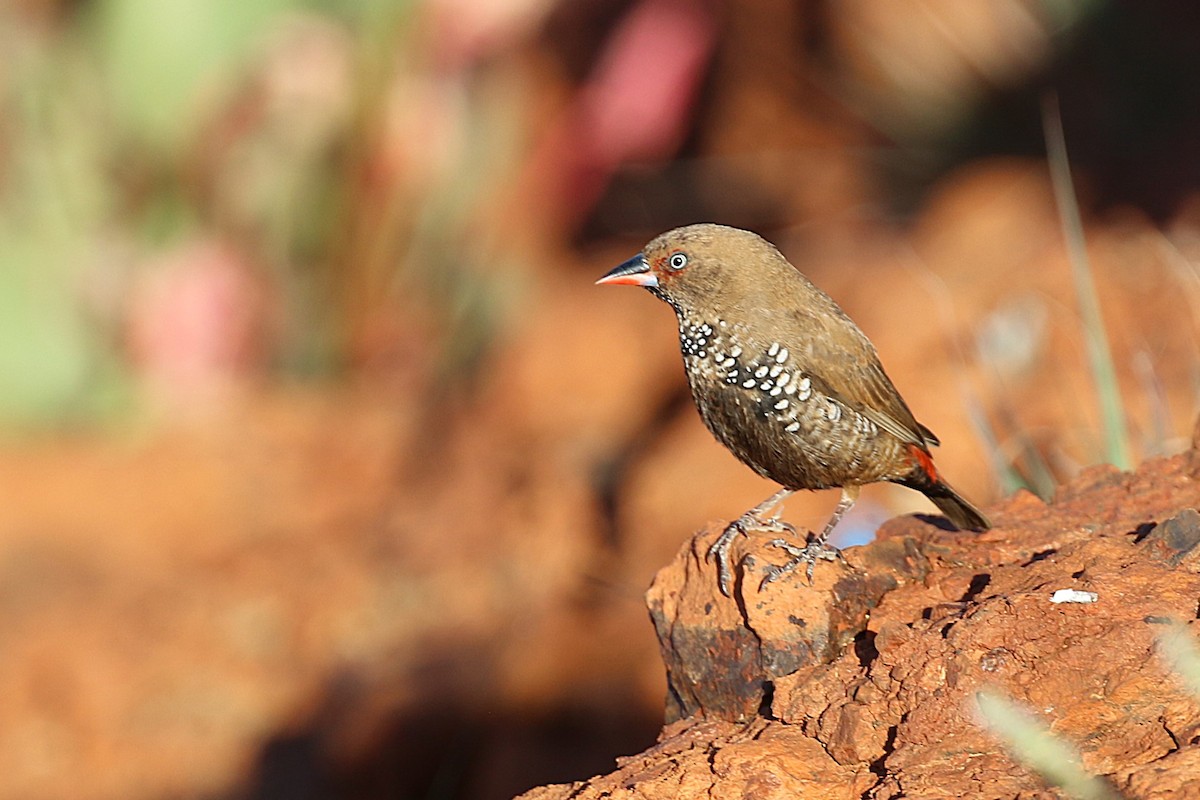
[809,364,931,449]
[784,304,938,450]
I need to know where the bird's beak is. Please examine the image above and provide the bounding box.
[596,254,657,287]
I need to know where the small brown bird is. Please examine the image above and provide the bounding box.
[598,223,988,595]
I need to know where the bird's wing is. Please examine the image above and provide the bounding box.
[798,320,931,447]
[781,297,937,450]
[808,365,927,447]
[916,421,940,447]
[847,363,929,447]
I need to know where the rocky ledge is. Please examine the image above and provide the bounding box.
[519,423,1200,799]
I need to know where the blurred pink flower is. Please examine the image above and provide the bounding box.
[528,0,717,226]
[126,241,265,412]
[577,0,715,165]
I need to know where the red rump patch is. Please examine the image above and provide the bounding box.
[908,444,939,483]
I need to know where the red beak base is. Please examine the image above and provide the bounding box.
[596,255,658,287]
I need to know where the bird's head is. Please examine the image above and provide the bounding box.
[596,223,794,320]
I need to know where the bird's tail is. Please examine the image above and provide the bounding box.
[901,445,990,531]
[925,486,990,530]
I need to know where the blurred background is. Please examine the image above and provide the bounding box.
[1,0,1199,797]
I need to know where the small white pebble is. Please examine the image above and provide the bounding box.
[1050,589,1098,604]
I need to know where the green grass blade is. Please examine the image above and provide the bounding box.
[1158,623,1200,699]
[976,690,1122,800]
[1041,92,1131,469]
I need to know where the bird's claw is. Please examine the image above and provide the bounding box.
[707,512,799,596]
[759,536,842,589]
[760,515,797,536]
[706,522,742,597]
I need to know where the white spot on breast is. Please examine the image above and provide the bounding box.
[826,401,841,421]
[797,376,812,401]
[769,385,782,396]
[785,421,801,433]
[768,342,780,357]
[769,363,782,378]
[774,399,789,410]
[742,378,756,389]
[754,365,769,378]
[776,347,789,363]
[729,345,743,358]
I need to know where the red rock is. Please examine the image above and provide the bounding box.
[519,420,1200,799]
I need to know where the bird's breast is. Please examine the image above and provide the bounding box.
[676,317,908,488]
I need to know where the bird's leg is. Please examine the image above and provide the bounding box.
[762,485,860,588]
[707,487,795,596]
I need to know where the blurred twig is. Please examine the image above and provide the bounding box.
[1042,92,1131,470]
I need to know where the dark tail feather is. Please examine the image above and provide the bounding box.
[901,445,990,530]
[925,485,990,531]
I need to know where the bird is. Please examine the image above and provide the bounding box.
[597,223,989,596]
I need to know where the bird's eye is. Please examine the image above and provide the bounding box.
[668,252,688,270]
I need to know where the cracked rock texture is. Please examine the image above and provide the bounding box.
[518,424,1200,799]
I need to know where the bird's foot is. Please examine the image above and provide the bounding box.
[760,535,842,589]
[707,512,797,597]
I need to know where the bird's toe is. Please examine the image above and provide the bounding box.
[708,520,749,596]
[760,537,842,588]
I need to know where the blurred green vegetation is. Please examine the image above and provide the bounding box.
[0,0,518,429]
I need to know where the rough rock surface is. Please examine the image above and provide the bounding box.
[518,424,1200,799]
